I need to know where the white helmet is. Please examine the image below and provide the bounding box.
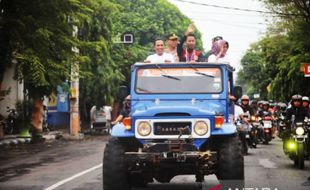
[302,96,309,102]
[241,95,249,101]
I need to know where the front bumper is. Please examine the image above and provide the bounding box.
[125,141,217,164]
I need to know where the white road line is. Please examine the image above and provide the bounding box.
[44,163,103,190]
[259,158,277,169]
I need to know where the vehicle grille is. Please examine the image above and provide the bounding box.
[154,122,191,135]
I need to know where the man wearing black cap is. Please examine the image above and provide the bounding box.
[165,33,179,62]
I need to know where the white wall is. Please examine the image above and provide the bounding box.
[0,65,24,117]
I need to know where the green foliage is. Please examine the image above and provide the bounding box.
[237,1,310,101]
[110,0,203,84]
[0,0,201,121]
[0,0,88,98]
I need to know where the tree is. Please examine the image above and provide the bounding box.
[237,0,310,101]
[110,0,203,85]
[0,0,116,139]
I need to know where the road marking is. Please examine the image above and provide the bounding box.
[44,163,103,190]
[259,158,277,169]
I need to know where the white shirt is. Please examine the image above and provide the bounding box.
[234,105,244,121]
[208,54,230,64]
[145,52,175,63]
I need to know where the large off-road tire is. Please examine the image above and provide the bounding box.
[103,138,130,190]
[217,135,244,190]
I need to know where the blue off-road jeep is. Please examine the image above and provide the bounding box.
[103,63,244,189]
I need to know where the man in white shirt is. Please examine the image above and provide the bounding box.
[144,38,175,63]
[234,104,244,121]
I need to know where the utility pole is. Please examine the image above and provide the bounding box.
[70,25,80,136]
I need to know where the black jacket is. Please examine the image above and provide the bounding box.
[285,106,308,122]
[241,105,254,116]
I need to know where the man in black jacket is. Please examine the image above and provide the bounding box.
[283,94,308,152]
[285,94,308,122]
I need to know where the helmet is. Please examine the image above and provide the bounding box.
[241,95,249,101]
[302,96,309,102]
[291,94,302,101]
[262,101,269,106]
[278,102,287,111]
[251,100,258,105]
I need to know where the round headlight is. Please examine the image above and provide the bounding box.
[296,127,305,135]
[251,116,256,121]
[194,121,208,136]
[137,121,151,136]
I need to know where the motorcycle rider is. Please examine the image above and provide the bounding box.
[239,95,257,148]
[257,101,273,140]
[250,99,259,115]
[285,95,308,122]
[258,101,272,117]
[302,96,310,116]
[240,95,254,116]
[283,94,308,152]
[258,100,264,114]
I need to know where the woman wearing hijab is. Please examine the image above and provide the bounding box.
[207,40,230,64]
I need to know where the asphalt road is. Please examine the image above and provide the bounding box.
[0,135,310,190]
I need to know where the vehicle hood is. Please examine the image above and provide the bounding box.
[131,99,226,117]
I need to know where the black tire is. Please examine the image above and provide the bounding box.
[243,142,248,155]
[103,138,130,190]
[297,143,304,169]
[217,135,244,190]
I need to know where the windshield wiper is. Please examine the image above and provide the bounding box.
[195,71,215,78]
[188,65,215,78]
[161,74,180,80]
[155,64,180,80]
[136,87,152,93]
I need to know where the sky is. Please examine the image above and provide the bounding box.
[168,0,269,72]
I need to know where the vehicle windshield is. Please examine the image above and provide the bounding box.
[135,67,222,94]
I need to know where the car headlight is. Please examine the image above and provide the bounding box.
[194,121,208,136]
[296,127,305,135]
[137,121,151,136]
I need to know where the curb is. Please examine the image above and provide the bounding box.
[61,133,84,140]
[0,131,84,147]
[0,137,31,146]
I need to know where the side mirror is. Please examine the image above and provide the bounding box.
[118,85,128,101]
[233,86,242,100]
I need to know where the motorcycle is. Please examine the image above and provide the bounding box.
[277,112,287,139]
[249,115,260,148]
[4,107,18,134]
[236,119,250,155]
[284,115,309,169]
[261,111,273,144]
[236,114,258,155]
